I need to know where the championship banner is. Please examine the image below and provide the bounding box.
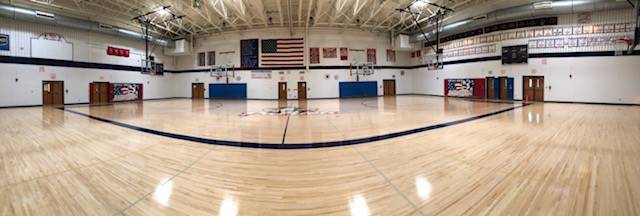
[0,34,9,51]
[386,49,396,62]
[323,48,337,58]
[366,48,376,64]
[241,39,259,69]
[340,47,348,60]
[310,48,320,64]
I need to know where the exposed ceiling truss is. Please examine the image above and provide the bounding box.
[2,0,486,39]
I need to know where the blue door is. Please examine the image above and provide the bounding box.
[507,78,514,100]
[493,78,500,99]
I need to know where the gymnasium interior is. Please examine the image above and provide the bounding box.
[1,0,639,215]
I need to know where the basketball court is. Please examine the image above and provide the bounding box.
[1,0,639,215]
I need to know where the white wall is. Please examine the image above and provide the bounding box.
[412,8,640,104]
[0,17,176,107]
[412,56,640,104]
[0,64,175,106]
[172,28,413,99]
[1,8,639,106]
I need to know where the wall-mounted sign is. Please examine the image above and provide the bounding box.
[340,48,348,60]
[310,48,320,64]
[107,46,130,57]
[0,34,9,51]
[251,70,272,79]
[323,48,337,58]
[366,48,376,64]
[32,33,73,60]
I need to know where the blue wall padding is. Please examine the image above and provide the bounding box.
[209,83,247,99]
[339,81,378,98]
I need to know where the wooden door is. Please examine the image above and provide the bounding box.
[523,76,544,102]
[99,83,109,103]
[498,77,507,99]
[278,82,287,100]
[297,82,307,100]
[43,81,64,106]
[383,80,396,96]
[534,77,544,101]
[90,82,110,104]
[486,77,495,99]
[192,83,205,99]
[523,77,535,101]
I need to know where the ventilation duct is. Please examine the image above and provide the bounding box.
[0,3,173,47]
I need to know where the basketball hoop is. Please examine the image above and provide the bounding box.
[424,53,444,71]
[349,62,374,82]
[210,64,235,83]
[141,59,155,75]
[614,37,632,56]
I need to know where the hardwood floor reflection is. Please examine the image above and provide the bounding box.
[0,96,638,215]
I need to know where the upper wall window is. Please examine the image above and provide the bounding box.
[207,51,215,66]
[197,52,206,67]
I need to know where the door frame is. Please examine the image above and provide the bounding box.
[297,82,307,100]
[382,79,396,96]
[278,82,287,100]
[485,77,495,99]
[498,76,508,100]
[90,81,110,104]
[42,80,64,106]
[191,82,205,99]
[522,76,545,102]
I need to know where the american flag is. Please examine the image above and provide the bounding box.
[447,79,473,97]
[261,38,304,67]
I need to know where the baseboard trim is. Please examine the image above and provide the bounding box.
[543,100,639,106]
[0,97,180,109]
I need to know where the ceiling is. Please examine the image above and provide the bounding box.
[0,0,535,39]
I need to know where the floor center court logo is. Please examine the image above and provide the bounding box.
[239,107,338,117]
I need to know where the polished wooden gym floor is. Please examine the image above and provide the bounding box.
[1,95,638,215]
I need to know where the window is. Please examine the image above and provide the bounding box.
[197,52,206,67]
[207,51,215,66]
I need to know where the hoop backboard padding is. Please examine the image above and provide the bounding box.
[424,53,444,70]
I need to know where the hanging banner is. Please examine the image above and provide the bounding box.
[240,39,259,69]
[323,48,337,58]
[340,48,348,60]
[0,34,9,51]
[310,47,320,64]
[366,48,376,64]
[386,49,396,62]
[107,46,130,57]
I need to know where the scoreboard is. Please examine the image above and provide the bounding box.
[502,45,528,64]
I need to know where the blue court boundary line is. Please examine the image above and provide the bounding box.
[59,103,529,149]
